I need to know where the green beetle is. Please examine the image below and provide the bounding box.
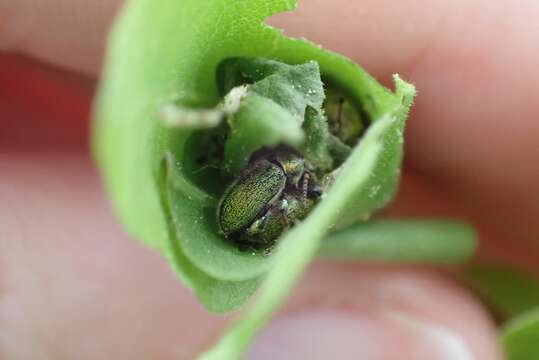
[217,148,320,245]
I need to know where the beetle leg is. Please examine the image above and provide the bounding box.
[300,172,310,198]
[300,171,322,199]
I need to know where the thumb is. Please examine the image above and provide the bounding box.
[0,152,501,360]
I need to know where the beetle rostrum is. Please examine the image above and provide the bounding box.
[217,148,321,246]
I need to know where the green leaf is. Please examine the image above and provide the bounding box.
[223,93,304,173]
[466,264,539,319]
[502,307,539,360]
[300,107,334,171]
[221,58,326,174]
[318,219,477,264]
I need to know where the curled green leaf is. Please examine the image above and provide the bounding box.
[93,0,416,309]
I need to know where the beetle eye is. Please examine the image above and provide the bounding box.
[282,163,294,174]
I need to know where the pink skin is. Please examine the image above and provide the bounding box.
[1,0,538,358]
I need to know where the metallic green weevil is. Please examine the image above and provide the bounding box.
[217,148,320,246]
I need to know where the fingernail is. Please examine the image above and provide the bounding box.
[245,309,475,360]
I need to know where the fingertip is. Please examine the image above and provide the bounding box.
[247,263,502,359]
